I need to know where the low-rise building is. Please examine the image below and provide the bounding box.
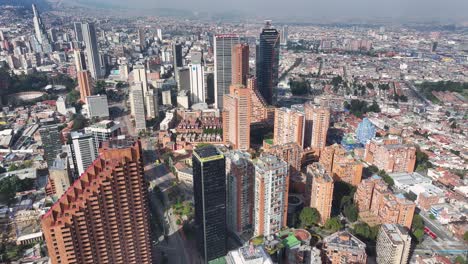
[322,231,367,264]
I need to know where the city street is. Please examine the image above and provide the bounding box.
[142,139,198,264]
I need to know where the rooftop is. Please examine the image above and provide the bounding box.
[194,145,223,161]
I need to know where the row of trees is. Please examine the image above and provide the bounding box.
[0,176,35,206]
[416,81,468,103]
[343,99,381,118]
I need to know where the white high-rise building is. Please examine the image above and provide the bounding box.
[189,63,205,104]
[32,4,52,53]
[214,34,240,109]
[157,28,163,41]
[71,132,98,175]
[133,64,148,94]
[280,26,288,46]
[162,90,172,106]
[84,120,121,151]
[376,224,411,264]
[254,155,289,236]
[129,84,146,132]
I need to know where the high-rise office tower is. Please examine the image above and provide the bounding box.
[306,163,334,225]
[189,63,205,104]
[156,28,163,40]
[226,151,254,235]
[214,34,240,109]
[254,154,289,236]
[82,22,103,79]
[173,42,183,68]
[129,84,147,132]
[41,139,152,264]
[71,131,97,175]
[138,28,146,50]
[77,70,93,102]
[133,64,148,94]
[73,22,83,42]
[39,119,62,167]
[32,4,53,53]
[223,85,251,150]
[256,21,280,105]
[376,224,411,264]
[273,107,305,148]
[73,49,87,71]
[280,26,288,46]
[231,43,249,86]
[193,146,227,262]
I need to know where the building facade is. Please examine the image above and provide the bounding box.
[193,146,227,262]
[306,163,334,225]
[77,70,93,102]
[223,85,251,150]
[364,137,417,173]
[214,34,240,109]
[39,119,62,167]
[226,151,254,235]
[231,43,249,86]
[273,107,305,148]
[319,144,363,186]
[254,154,289,236]
[71,132,98,176]
[41,140,152,264]
[82,23,103,79]
[376,224,411,264]
[256,21,280,105]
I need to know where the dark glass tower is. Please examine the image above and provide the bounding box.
[172,42,183,68]
[193,146,227,262]
[256,21,280,105]
[38,119,62,167]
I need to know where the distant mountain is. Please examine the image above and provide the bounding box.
[0,0,49,9]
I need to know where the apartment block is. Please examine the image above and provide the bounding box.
[254,154,289,236]
[306,163,334,225]
[319,144,363,186]
[41,139,152,264]
[322,231,367,264]
[354,175,416,228]
[273,107,305,148]
[376,224,412,264]
[364,137,416,173]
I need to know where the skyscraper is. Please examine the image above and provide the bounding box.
[133,64,157,119]
[254,154,289,236]
[77,70,93,102]
[129,84,147,132]
[73,49,87,71]
[82,23,103,79]
[172,42,183,69]
[226,151,254,235]
[189,63,205,104]
[376,224,411,264]
[32,4,52,53]
[41,139,152,264]
[273,107,305,148]
[214,34,240,109]
[256,21,280,105]
[231,43,249,86]
[71,131,97,175]
[73,22,83,42]
[280,26,288,46]
[306,163,334,225]
[138,28,146,50]
[193,146,227,262]
[39,119,62,167]
[223,85,251,150]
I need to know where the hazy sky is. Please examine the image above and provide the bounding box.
[90,0,468,22]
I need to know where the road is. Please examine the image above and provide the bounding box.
[142,139,195,264]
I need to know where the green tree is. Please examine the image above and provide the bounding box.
[455,256,467,264]
[366,82,374,90]
[413,228,425,243]
[94,80,107,95]
[71,114,88,131]
[412,214,425,231]
[299,207,321,227]
[324,217,343,232]
[463,231,468,241]
[343,204,358,222]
